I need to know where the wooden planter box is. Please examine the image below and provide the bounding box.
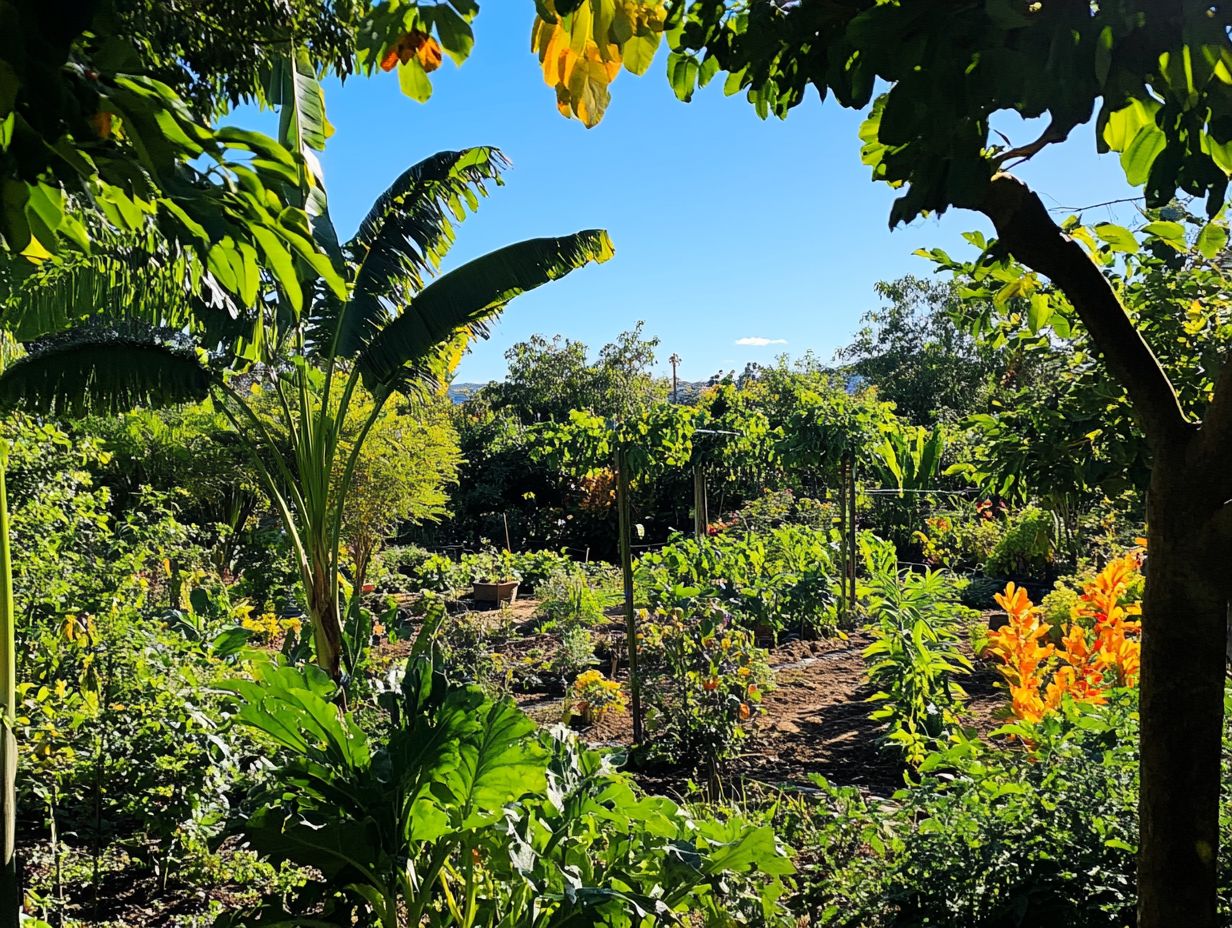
[473,579,519,605]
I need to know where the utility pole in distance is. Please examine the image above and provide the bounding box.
[669,353,681,403]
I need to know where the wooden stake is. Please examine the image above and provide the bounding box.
[616,447,641,743]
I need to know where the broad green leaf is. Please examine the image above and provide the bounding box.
[1102,98,1158,153]
[357,231,614,393]
[335,148,509,357]
[1197,221,1229,259]
[1120,123,1165,186]
[697,822,795,877]
[0,337,211,417]
[424,4,475,65]
[398,58,433,102]
[622,31,660,76]
[1094,223,1139,253]
[271,49,333,153]
[668,51,699,102]
[452,697,548,825]
[1142,220,1185,243]
[251,226,303,313]
[1027,293,1052,333]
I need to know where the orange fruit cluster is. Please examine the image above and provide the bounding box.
[987,552,1142,724]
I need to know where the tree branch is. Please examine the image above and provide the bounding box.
[1194,353,1232,493]
[978,172,1192,452]
[994,119,1072,169]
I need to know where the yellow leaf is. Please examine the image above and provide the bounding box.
[531,15,621,128]
[20,236,51,263]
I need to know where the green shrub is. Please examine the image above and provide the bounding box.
[400,552,468,596]
[435,610,504,691]
[984,505,1059,580]
[635,525,840,637]
[959,574,1005,609]
[1040,583,1081,631]
[552,623,597,678]
[731,488,834,534]
[537,568,618,630]
[365,544,434,590]
[861,536,975,767]
[231,523,301,613]
[781,695,1141,927]
[505,548,577,591]
[915,506,1004,572]
[640,604,773,781]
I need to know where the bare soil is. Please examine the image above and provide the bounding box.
[498,606,1007,798]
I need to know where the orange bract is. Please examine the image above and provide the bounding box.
[989,553,1142,724]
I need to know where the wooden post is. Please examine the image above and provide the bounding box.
[615,447,642,743]
[692,463,709,540]
[837,460,847,623]
[848,455,857,617]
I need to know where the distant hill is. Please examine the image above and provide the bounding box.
[447,382,488,404]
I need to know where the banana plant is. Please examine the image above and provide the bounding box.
[0,150,613,682]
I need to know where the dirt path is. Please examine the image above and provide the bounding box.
[510,623,1008,798]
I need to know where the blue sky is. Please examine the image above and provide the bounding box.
[301,5,1142,383]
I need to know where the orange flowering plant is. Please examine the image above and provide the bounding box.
[988,550,1143,725]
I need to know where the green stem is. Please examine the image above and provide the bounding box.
[0,444,18,928]
[215,398,312,595]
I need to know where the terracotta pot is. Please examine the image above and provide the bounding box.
[473,579,519,605]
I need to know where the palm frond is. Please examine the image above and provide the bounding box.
[0,328,211,417]
[357,230,614,394]
[0,232,256,365]
[321,147,510,359]
[0,246,213,341]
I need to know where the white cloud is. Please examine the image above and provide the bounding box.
[734,336,788,347]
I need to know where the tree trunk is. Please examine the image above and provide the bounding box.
[310,563,343,680]
[976,172,1229,928]
[1138,469,1227,928]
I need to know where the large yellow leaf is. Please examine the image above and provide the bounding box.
[531,15,622,128]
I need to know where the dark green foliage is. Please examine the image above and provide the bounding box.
[479,323,667,425]
[729,489,833,535]
[984,506,1060,582]
[668,3,1232,222]
[838,277,1004,426]
[333,148,509,361]
[360,231,615,395]
[0,335,210,418]
[220,608,795,926]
